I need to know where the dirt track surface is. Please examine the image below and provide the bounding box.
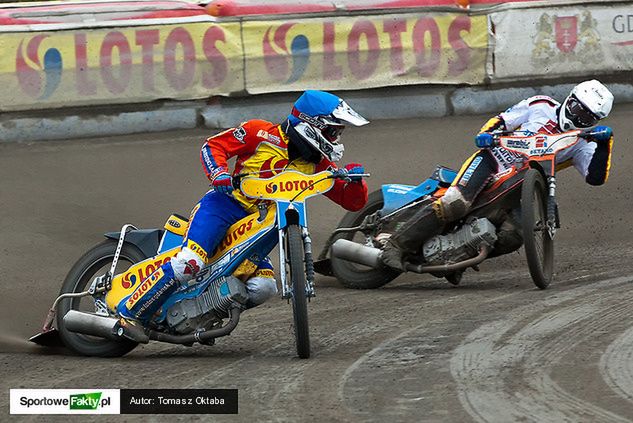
[1,108,633,422]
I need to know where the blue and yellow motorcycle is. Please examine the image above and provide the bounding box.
[31,169,363,358]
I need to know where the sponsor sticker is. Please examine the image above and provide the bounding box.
[298,112,327,129]
[126,268,164,308]
[255,269,275,278]
[459,156,483,186]
[529,147,554,156]
[386,188,410,195]
[256,129,282,145]
[232,127,247,142]
[506,139,531,150]
[187,240,209,262]
[121,256,171,289]
[202,148,215,172]
[183,259,201,276]
[386,184,414,192]
[491,146,523,170]
[265,179,315,194]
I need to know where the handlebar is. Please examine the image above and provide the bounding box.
[331,170,371,179]
[482,128,609,150]
[579,127,610,141]
[489,128,606,141]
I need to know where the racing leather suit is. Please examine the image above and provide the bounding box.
[382,95,613,270]
[119,119,368,322]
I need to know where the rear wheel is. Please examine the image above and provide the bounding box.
[57,240,144,357]
[331,190,401,289]
[521,169,554,289]
[286,224,310,359]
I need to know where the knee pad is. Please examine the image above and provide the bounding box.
[169,247,206,283]
[436,187,470,222]
[245,276,278,306]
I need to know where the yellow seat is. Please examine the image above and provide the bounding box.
[164,214,189,236]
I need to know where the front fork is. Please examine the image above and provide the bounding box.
[302,228,316,299]
[278,227,316,300]
[546,176,560,239]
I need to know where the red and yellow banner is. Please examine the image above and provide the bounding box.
[0,11,488,111]
[243,13,488,93]
[0,22,243,111]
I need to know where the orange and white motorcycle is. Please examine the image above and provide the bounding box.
[318,128,605,290]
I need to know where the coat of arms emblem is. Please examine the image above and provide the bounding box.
[532,11,602,64]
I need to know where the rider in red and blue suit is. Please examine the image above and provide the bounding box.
[117,90,369,326]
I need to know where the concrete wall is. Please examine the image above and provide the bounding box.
[3,81,632,143]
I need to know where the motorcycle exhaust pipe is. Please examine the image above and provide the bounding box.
[331,239,383,269]
[63,310,120,341]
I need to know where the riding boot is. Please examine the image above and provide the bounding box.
[116,263,179,327]
[381,207,444,271]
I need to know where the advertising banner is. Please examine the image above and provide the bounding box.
[242,13,488,94]
[206,0,544,17]
[491,5,633,80]
[0,22,243,111]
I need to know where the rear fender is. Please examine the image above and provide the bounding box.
[381,179,440,215]
[104,229,163,258]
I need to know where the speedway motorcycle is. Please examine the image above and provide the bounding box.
[315,129,604,290]
[31,169,365,358]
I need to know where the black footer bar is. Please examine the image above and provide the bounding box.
[120,389,238,414]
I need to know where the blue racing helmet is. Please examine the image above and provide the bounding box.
[288,90,369,162]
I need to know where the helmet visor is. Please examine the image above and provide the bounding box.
[322,124,345,142]
[331,100,369,126]
[566,96,599,128]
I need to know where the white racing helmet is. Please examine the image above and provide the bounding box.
[559,80,614,130]
[288,90,369,162]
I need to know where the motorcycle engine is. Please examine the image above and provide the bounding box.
[422,218,497,265]
[165,276,249,334]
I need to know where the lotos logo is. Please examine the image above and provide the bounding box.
[16,35,62,99]
[535,136,547,148]
[186,240,208,262]
[265,182,278,194]
[265,179,315,195]
[121,256,171,289]
[126,268,164,308]
[263,23,310,83]
[218,218,255,251]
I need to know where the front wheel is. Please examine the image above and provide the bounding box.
[331,190,401,289]
[286,224,310,359]
[521,169,554,289]
[57,240,144,357]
